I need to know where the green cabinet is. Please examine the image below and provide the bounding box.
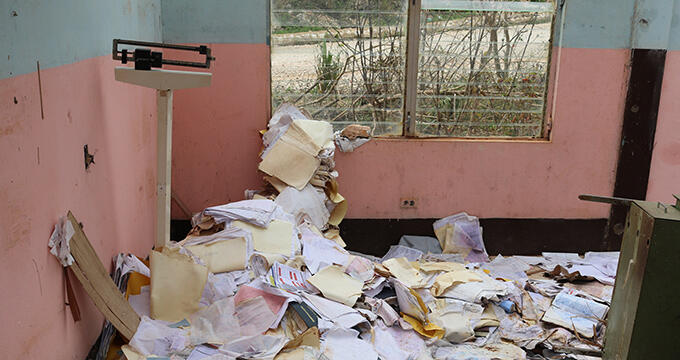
[604,197,680,359]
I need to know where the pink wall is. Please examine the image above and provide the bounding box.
[647,50,680,204]
[171,43,271,217]
[0,56,157,359]
[171,46,630,220]
[337,48,629,219]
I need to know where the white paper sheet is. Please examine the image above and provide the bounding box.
[129,285,151,318]
[236,296,278,336]
[301,293,366,329]
[270,261,315,292]
[204,199,279,227]
[201,270,250,306]
[262,103,308,156]
[129,316,189,356]
[121,254,151,277]
[190,297,240,345]
[275,184,330,230]
[433,213,489,263]
[482,255,530,284]
[321,327,378,360]
[186,344,220,360]
[300,226,350,274]
[219,334,288,359]
[369,320,426,360]
[541,291,609,338]
[235,278,299,329]
[381,245,424,263]
[433,342,526,359]
[437,270,508,303]
[345,255,374,282]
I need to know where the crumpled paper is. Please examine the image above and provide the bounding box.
[129,316,189,357]
[333,131,370,153]
[48,216,75,267]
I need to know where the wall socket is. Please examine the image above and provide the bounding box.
[400,197,417,208]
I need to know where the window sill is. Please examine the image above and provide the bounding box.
[370,135,552,144]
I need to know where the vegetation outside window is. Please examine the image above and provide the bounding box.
[270,0,555,138]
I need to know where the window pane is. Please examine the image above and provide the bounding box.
[416,0,555,137]
[271,0,408,136]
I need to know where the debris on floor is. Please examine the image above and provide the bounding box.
[50,104,615,360]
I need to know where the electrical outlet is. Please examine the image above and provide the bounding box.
[400,197,417,209]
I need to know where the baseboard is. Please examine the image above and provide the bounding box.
[171,218,609,257]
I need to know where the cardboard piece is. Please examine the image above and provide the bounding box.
[64,211,140,340]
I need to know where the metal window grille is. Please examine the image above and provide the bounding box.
[415,0,555,137]
[271,0,408,136]
[270,0,555,138]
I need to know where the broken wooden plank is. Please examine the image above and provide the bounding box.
[66,211,140,340]
[64,267,81,322]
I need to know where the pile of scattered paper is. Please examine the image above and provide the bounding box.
[119,229,614,359]
[57,105,616,360]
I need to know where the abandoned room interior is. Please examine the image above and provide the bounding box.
[2,0,679,359]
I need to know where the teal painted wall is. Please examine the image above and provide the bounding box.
[158,0,679,50]
[4,0,680,80]
[554,0,680,50]
[553,0,635,49]
[0,0,162,80]
[161,0,269,44]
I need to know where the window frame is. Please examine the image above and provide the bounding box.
[269,0,557,140]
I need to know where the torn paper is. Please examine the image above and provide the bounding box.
[383,257,428,288]
[437,270,508,303]
[150,250,208,322]
[431,269,483,296]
